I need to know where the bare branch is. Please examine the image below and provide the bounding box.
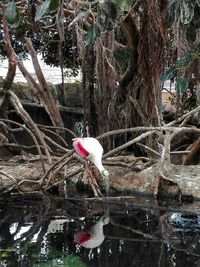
[103,131,157,158]
[39,151,74,185]
[0,118,47,172]
[8,92,52,168]
[2,16,16,91]
[0,171,17,183]
[25,38,64,128]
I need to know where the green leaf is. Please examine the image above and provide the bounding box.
[111,0,132,10]
[161,66,176,82]
[176,52,192,68]
[35,0,51,21]
[176,77,189,95]
[5,1,20,28]
[85,24,100,45]
[49,0,60,12]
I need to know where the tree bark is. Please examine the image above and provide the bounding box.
[108,2,166,155]
[82,45,97,137]
[25,38,64,128]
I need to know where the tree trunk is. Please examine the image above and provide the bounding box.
[109,1,166,155]
[95,32,116,149]
[82,32,115,151]
[81,1,166,154]
[82,45,97,137]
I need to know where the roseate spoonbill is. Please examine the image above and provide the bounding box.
[74,215,109,248]
[72,137,109,194]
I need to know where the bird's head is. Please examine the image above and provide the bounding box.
[99,214,110,225]
[101,169,109,178]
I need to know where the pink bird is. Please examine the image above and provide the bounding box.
[74,215,109,248]
[72,137,109,193]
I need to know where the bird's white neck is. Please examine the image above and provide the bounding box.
[94,160,105,174]
[90,215,109,236]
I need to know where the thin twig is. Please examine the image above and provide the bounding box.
[39,127,69,148]
[45,167,84,190]
[39,151,74,185]
[0,171,17,183]
[37,124,77,138]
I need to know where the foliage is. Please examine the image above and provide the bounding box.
[85,24,101,45]
[162,46,200,96]
[35,0,59,21]
[162,66,176,82]
[162,0,200,111]
[4,0,20,27]
[166,0,200,43]
[1,0,200,132]
[0,246,87,267]
[176,76,189,95]
[41,28,80,76]
[0,16,40,59]
[175,52,193,68]
[0,0,80,76]
[33,255,87,267]
[111,0,132,10]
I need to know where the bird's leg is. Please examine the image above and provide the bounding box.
[86,161,102,197]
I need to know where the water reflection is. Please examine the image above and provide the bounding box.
[74,214,110,248]
[0,193,199,266]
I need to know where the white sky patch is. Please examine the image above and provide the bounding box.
[9,223,33,241]
[0,55,81,84]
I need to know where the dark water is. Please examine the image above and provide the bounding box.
[0,193,200,267]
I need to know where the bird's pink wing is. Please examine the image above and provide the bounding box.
[74,231,91,245]
[73,139,89,158]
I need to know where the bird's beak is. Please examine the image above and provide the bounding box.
[101,170,109,196]
[100,215,110,225]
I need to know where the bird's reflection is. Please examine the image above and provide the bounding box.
[74,214,110,248]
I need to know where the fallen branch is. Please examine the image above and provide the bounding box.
[39,151,74,185]
[0,119,46,172]
[167,105,200,127]
[9,91,52,168]
[45,167,84,190]
[137,142,161,157]
[0,171,17,184]
[103,130,157,158]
